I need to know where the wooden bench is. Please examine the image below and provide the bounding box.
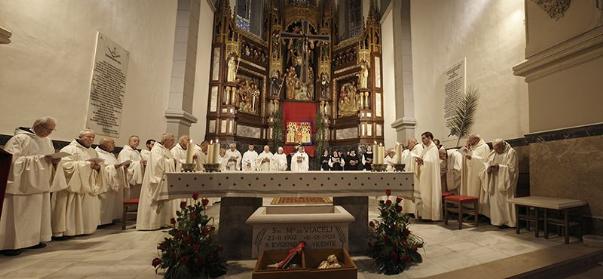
[509,196,587,244]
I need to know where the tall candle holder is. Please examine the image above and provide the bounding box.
[371,164,387,172]
[392,163,406,172]
[181,163,196,172]
[203,163,221,173]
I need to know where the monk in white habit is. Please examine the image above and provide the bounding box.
[95,138,128,225]
[270,147,288,171]
[171,135,197,172]
[444,149,463,193]
[218,148,228,171]
[136,133,177,230]
[460,134,491,215]
[483,139,518,227]
[242,144,258,171]
[117,135,144,199]
[0,117,64,256]
[290,146,309,172]
[140,139,155,162]
[256,145,273,171]
[52,129,106,237]
[415,132,442,221]
[225,143,242,171]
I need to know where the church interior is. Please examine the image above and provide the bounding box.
[1,0,603,278]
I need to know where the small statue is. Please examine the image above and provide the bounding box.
[320,73,330,100]
[358,61,369,89]
[227,55,239,82]
[317,254,342,269]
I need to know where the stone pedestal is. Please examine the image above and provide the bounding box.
[333,196,368,255]
[218,197,262,260]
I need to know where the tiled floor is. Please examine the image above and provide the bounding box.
[0,198,595,279]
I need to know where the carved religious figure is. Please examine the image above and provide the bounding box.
[227,55,239,82]
[338,82,361,117]
[286,122,297,143]
[285,66,299,100]
[319,72,330,100]
[270,70,284,99]
[237,79,260,115]
[358,61,369,89]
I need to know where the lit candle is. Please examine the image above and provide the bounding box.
[213,139,220,164]
[207,140,214,164]
[186,139,194,164]
[373,141,378,164]
[395,142,402,164]
[378,143,384,164]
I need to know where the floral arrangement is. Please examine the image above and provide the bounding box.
[152,193,227,279]
[368,189,424,275]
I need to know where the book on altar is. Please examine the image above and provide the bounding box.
[45,152,70,159]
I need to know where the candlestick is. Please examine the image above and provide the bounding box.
[395,142,402,164]
[207,140,214,164]
[186,139,194,164]
[213,139,220,164]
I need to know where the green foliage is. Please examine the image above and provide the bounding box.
[271,110,284,151]
[368,193,424,275]
[314,112,327,166]
[446,86,479,146]
[153,195,226,279]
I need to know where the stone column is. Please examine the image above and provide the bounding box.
[389,0,416,142]
[165,0,200,136]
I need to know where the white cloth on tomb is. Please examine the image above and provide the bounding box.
[51,140,106,237]
[95,147,127,225]
[460,139,490,216]
[256,151,273,171]
[0,129,65,250]
[270,153,288,171]
[136,142,176,230]
[117,145,144,187]
[242,150,258,171]
[416,142,442,221]
[446,149,463,191]
[290,151,309,172]
[140,149,151,162]
[482,142,518,227]
[224,149,242,171]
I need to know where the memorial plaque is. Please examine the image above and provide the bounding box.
[444,58,466,121]
[86,32,129,138]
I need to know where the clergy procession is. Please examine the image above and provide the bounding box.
[0,116,519,256]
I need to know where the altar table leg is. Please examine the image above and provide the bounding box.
[515,205,520,234]
[218,197,262,260]
[333,196,368,255]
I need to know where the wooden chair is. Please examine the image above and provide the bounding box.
[442,191,454,216]
[122,198,139,230]
[444,195,479,230]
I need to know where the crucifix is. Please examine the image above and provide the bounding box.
[280,21,330,84]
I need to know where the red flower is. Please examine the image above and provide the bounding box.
[396,205,402,213]
[170,218,176,225]
[402,255,411,262]
[396,196,402,203]
[209,226,216,233]
[180,201,187,209]
[192,192,199,200]
[390,251,398,261]
[157,242,167,251]
[385,189,392,196]
[385,200,392,206]
[190,212,197,220]
[202,198,209,206]
[202,226,210,236]
[152,258,162,268]
[369,221,375,228]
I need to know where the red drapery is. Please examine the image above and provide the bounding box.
[282,101,317,157]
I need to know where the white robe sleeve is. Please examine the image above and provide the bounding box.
[3,136,54,194]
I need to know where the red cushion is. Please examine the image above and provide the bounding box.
[445,195,478,202]
[124,198,139,205]
[442,191,454,197]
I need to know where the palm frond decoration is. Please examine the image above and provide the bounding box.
[446,86,479,146]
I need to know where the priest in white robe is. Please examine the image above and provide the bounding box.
[136,133,177,230]
[460,135,491,216]
[242,144,258,171]
[52,129,106,237]
[171,135,196,172]
[96,138,128,225]
[218,148,228,171]
[483,139,518,227]
[445,149,463,193]
[224,143,242,171]
[415,132,442,221]
[290,146,309,172]
[270,147,288,171]
[384,149,396,172]
[117,135,144,200]
[256,145,273,171]
[140,139,155,162]
[0,117,65,255]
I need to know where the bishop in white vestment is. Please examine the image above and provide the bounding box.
[256,145,273,171]
[483,139,518,227]
[96,138,128,225]
[52,129,106,237]
[460,135,491,216]
[242,145,258,171]
[224,144,242,171]
[290,146,309,172]
[415,132,442,221]
[136,134,177,230]
[270,147,288,171]
[0,118,65,254]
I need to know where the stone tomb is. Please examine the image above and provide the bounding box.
[246,204,355,258]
